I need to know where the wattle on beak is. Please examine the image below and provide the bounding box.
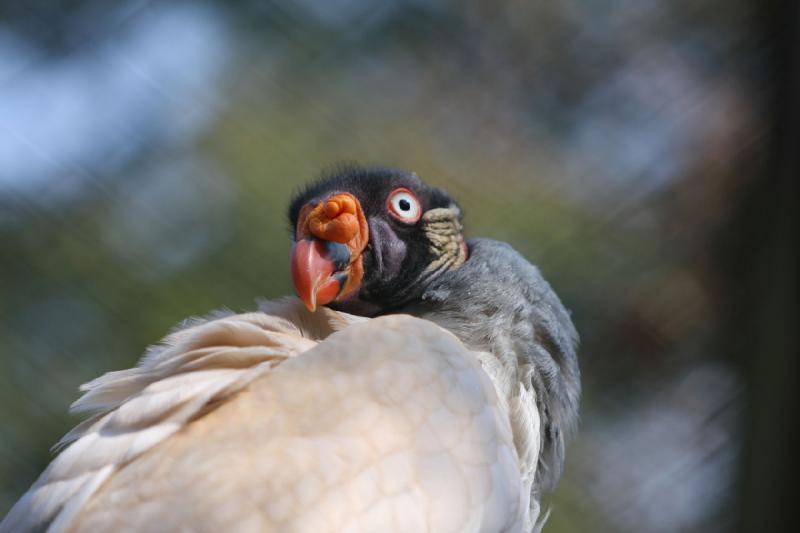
[290,193,369,312]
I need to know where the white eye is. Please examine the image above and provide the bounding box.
[387,188,421,223]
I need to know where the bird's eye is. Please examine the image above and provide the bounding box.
[387,188,421,223]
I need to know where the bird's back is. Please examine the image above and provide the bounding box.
[3,300,526,533]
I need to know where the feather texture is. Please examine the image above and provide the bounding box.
[400,239,581,526]
[1,299,529,533]
[1,299,364,533]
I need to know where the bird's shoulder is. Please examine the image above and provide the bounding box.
[76,313,523,531]
[2,299,524,533]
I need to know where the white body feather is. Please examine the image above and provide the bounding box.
[1,298,541,533]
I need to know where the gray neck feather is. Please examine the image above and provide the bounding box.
[398,238,581,497]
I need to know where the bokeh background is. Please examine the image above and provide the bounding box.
[1,1,796,531]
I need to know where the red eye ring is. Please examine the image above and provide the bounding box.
[386,188,422,223]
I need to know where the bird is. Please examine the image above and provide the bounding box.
[1,166,580,533]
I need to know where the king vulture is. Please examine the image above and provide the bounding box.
[1,166,580,533]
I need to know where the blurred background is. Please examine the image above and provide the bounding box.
[0,1,796,531]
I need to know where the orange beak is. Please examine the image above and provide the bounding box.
[290,193,369,311]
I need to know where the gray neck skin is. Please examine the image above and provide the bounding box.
[397,238,581,493]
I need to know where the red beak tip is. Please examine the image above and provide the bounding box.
[290,238,343,312]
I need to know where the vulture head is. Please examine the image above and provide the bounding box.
[289,166,467,315]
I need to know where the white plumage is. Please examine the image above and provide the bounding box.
[2,298,539,533]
